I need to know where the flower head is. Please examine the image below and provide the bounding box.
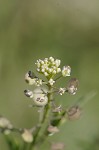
[35,57,61,78]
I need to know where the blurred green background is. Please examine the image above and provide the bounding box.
[0,0,99,149]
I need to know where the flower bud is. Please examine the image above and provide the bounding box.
[24,89,33,98]
[66,78,79,95]
[66,106,81,120]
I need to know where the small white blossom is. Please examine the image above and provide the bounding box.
[48,68,53,73]
[58,88,66,95]
[62,66,71,77]
[56,68,61,73]
[35,79,43,86]
[44,72,49,76]
[49,56,54,62]
[52,70,57,74]
[41,60,44,65]
[48,79,55,86]
[41,68,45,72]
[44,58,48,63]
[55,59,61,67]
[37,68,40,72]
[21,129,33,143]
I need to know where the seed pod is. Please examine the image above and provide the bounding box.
[25,71,37,85]
[47,125,59,134]
[0,116,13,129]
[33,95,48,106]
[21,129,33,143]
[33,88,48,106]
[24,89,33,98]
[51,142,65,150]
[66,106,81,120]
[66,78,79,95]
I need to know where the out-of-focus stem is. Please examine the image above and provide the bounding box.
[28,85,53,150]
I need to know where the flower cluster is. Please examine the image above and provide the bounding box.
[0,56,93,150]
[23,56,79,149]
[35,57,61,78]
[24,57,78,107]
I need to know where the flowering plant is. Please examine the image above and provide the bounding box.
[0,57,95,150]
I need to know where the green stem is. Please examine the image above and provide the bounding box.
[28,85,53,150]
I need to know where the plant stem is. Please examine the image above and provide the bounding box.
[28,85,53,150]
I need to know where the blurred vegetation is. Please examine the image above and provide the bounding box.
[0,0,99,149]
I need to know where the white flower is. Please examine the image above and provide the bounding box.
[44,72,49,76]
[21,129,33,143]
[58,88,66,95]
[55,59,61,67]
[52,70,57,74]
[44,58,48,63]
[56,68,61,73]
[62,66,71,77]
[49,56,54,62]
[35,79,43,86]
[48,79,55,86]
